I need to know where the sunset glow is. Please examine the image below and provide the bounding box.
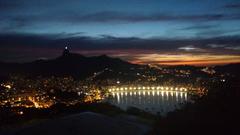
[131,54,240,66]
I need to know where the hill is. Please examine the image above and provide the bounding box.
[0,49,136,79]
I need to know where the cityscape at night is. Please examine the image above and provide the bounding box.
[0,0,240,135]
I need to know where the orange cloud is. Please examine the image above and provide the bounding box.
[131,54,240,66]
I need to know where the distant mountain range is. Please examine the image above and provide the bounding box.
[0,48,239,79]
[0,50,136,79]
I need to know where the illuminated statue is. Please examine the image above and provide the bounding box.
[62,46,70,56]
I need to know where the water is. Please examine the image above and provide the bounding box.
[107,90,189,115]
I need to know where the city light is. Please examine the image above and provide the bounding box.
[108,86,188,92]
[1,84,12,89]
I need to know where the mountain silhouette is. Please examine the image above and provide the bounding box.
[0,51,135,79]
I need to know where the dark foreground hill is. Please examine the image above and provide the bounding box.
[0,112,150,135]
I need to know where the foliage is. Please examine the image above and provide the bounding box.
[150,76,240,135]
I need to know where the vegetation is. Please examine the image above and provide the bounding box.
[150,76,240,135]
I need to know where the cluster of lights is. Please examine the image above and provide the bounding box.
[111,90,188,105]
[1,84,12,89]
[84,90,103,103]
[108,86,187,92]
[28,97,50,108]
[112,90,187,97]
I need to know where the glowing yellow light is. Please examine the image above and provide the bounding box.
[4,85,11,89]
[28,97,40,108]
[176,91,179,97]
[143,87,145,89]
[161,91,164,96]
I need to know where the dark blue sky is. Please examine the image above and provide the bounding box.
[0,0,240,65]
[1,0,240,38]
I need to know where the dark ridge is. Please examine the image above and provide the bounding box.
[0,48,135,79]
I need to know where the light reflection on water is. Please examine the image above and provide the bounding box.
[108,90,188,115]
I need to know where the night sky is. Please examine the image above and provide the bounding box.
[0,0,240,65]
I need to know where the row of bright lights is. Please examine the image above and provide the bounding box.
[112,91,187,98]
[109,86,187,92]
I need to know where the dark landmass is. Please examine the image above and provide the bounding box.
[0,49,240,135]
[0,51,136,79]
[4,112,150,135]
[150,70,240,135]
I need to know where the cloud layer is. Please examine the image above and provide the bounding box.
[0,0,240,65]
[0,33,239,65]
